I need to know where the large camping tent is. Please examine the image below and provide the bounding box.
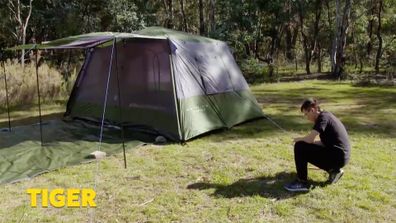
[10,27,264,141]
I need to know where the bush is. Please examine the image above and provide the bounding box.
[0,60,67,108]
[240,57,279,83]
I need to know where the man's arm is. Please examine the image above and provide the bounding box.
[293,130,319,144]
[314,140,324,146]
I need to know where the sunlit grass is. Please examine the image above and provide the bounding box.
[0,80,395,222]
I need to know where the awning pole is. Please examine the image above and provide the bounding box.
[34,48,44,146]
[114,39,127,169]
[2,61,11,131]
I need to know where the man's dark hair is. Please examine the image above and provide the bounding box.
[300,98,321,112]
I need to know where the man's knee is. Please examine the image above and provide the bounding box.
[294,141,308,150]
[294,141,309,153]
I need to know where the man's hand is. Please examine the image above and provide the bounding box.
[293,137,302,143]
[314,140,324,146]
[292,130,320,144]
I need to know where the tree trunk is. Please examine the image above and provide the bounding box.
[179,0,187,31]
[8,0,33,68]
[313,0,322,73]
[325,0,333,58]
[351,25,359,69]
[254,13,262,58]
[285,25,294,61]
[298,2,311,74]
[168,0,173,28]
[284,1,293,61]
[317,43,322,73]
[359,58,363,73]
[332,0,352,79]
[331,0,341,74]
[209,0,215,33]
[269,30,282,78]
[375,0,383,73]
[245,43,251,56]
[367,0,375,56]
[199,0,205,35]
[163,0,173,28]
[285,23,298,63]
[22,28,26,67]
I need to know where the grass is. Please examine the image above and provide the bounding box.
[1,80,395,222]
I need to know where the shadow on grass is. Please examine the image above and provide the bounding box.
[203,116,309,143]
[0,112,64,128]
[0,99,67,114]
[187,172,316,200]
[252,82,396,137]
[199,81,395,142]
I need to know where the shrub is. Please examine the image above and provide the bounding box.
[240,57,279,83]
[0,60,66,108]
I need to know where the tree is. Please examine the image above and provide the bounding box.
[375,0,383,73]
[107,0,141,32]
[284,0,299,63]
[163,0,173,29]
[331,0,352,78]
[367,0,375,56]
[8,0,33,67]
[312,0,323,73]
[198,0,205,35]
[209,0,215,33]
[179,0,187,31]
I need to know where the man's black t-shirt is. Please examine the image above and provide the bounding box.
[313,111,350,162]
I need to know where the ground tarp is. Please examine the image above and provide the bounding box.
[0,119,144,184]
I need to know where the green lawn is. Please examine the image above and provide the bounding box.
[1,80,395,222]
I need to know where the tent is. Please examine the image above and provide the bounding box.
[8,27,264,141]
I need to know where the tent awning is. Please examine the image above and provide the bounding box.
[7,32,167,50]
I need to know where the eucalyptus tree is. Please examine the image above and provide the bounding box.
[7,0,33,67]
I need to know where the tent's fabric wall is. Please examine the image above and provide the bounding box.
[67,39,180,140]
[170,39,249,99]
[170,39,264,140]
[178,90,263,140]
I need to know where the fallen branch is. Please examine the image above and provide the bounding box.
[139,198,154,206]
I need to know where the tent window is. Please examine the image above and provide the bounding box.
[147,54,163,92]
[148,55,161,91]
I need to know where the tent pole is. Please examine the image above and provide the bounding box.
[2,61,11,131]
[114,38,127,169]
[167,39,182,141]
[35,48,44,146]
[97,38,116,150]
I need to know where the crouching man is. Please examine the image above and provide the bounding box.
[284,98,350,192]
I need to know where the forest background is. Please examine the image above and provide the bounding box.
[0,0,395,107]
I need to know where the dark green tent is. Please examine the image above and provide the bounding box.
[11,27,264,141]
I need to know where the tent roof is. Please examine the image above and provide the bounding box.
[7,27,221,50]
[136,27,219,43]
[7,32,166,50]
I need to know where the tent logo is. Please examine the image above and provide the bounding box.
[27,188,96,208]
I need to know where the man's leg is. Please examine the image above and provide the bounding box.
[293,141,324,181]
[286,142,344,192]
[284,141,317,192]
[295,141,345,179]
[307,147,345,173]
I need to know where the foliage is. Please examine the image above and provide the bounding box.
[240,57,266,83]
[0,0,394,101]
[105,0,142,32]
[0,60,73,108]
[241,57,280,83]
